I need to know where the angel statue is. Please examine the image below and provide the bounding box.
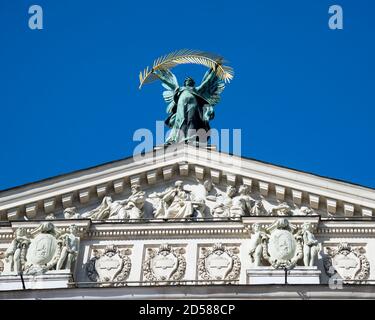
[139,50,234,144]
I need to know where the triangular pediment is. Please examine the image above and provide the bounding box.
[0,144,374,221]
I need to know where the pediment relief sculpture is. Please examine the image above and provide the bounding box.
[1,222,80,276]
[324,243,370,281]
[249,219,320,269]
[86,245,132,286]
[46,180,318,222]
[142,244,186,283]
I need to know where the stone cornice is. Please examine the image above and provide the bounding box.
[1,218,375,242]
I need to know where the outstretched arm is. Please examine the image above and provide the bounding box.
[152,69,178,90]
[196,65,218,91]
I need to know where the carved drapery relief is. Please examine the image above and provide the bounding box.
[142,244,186,283]
[82,184,145,220]
[86,245,132,286]
[1,222,80,276]
[324,243,370,281]
[249,219,320,269]
[149,181,193,219]
[198,243,241,283]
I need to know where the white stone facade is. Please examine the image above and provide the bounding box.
[0,145,374,299]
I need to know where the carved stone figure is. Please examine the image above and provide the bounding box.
[82,185,145,220]
[249,223,266,267]
[250,200,267,216]
[189,180,216,218]
[86,245,132,286]
[294,206,314,216]
[301,222,319,266]
[109,184,145,220]
[230,185,253,217]
[150,181,193,219]
[45,213,56,220]
[56,225,80,271]
[198,243,241,283]
[2,222,80,276]
[4,228,30,273]
[324,243,370,280]
[269,202,292,216]
[143,244,186,283]
[64,207,81,219]
[212,186,236,218]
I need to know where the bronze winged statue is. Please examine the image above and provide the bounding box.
[139,50,234,144]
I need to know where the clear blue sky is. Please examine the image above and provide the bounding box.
[0,0,374,190]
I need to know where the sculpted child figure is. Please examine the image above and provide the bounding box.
[56,224,80,271]
[249,223,267,266]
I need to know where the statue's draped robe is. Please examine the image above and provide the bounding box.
[165,87,213,143]
[156,68,225,144]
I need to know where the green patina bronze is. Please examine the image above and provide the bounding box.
[153,66,226,144]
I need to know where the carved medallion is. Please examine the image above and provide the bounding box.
[26,233,57,266]
[261,218,304,269]
[143,244,186,282]
[198,243,241,283]
[268,229,296,261]
[324,243,370,281]
[86,245,132,286]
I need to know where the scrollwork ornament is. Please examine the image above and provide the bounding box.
[324,243,370,281]
[198,243,241,283]
[86,245,132,286]
[143,244,186,284]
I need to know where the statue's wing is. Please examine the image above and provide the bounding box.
[196,68,225,107]
[153,69,179,114]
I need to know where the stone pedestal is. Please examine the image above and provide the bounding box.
[247,267,321,285]
[0,270,73,291]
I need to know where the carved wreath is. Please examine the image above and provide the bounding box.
[198,243,241,282]
[143,244,186,282]
[324,243,370,280]
[86,246,132,285]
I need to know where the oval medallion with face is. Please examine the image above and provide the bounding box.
[268,229,296,262]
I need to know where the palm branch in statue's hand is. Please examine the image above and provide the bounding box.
[139,49,234,89]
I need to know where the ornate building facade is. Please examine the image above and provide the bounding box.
[0,144,374,299]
